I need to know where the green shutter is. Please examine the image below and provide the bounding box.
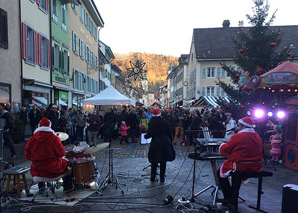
[67,55,69,76]
[61,51,65,73]
[51,46,54,69]
[59,50,62,73]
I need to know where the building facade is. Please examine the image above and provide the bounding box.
[21,0,51,109]
[68,1,104,110]
[0,0,22,108]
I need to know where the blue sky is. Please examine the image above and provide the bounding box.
[95,0,298,57]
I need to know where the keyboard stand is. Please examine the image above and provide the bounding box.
[194,158,220,206]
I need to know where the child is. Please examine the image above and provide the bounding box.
[270,129,283,164]
[139,112,148,133]
[120,121,129,144]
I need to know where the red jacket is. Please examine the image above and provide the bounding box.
[219,128,263,178]
[120,125,129,136]
[25,129,68,178]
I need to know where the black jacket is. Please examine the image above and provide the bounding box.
[145,116,175,164]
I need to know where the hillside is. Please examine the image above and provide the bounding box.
[113,53,178,90]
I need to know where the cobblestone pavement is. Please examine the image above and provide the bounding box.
[1,138,298,213]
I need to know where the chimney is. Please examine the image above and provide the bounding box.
[222,20,230,28]
[239,20,244,27]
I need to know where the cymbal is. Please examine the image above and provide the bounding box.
[84,143,109,154]
[56,132,69,141]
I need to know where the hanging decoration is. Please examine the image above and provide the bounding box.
[126,60,147,81]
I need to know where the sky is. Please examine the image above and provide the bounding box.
[95,0,298,57]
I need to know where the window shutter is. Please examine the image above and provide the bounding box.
[36,0,40,5]
[223,70,227,78]
[59,49,62,73]
[216,86,220,97]
[73,69,76,89]
[61,50,65,73]
[34,31,38,64]
[46,0,49,12]
[0,9,8,49]
[22,22,27,60]
[81,41,84,59]
[72,31,75,52]
[84,75,87,91]
[202,67,206,78]
[217,67,221,78]
[201,87,206,96]
[85,45,87,62]
[67,54,69,75]
[51,46,54,68]
[84,10,87,26]
[78,38,81,57]
[37,33,41,66]
[47,39,51,68]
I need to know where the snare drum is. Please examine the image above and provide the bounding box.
[70,158,94,183]
[64,144,76,159]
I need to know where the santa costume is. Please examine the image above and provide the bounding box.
[25,117,69,178]
[219,117,263,178]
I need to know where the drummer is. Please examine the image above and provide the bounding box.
[25,117,73,192]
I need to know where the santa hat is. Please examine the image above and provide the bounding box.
[152,108,161,117]
[38,117,52,127]
[239,117,255,128]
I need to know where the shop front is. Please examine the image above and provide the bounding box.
[54,90,68,108]
[23,81,51,110]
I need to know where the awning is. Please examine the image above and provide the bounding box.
[193,96,230,108]
[34,96,48,106]
[183,99,196,106]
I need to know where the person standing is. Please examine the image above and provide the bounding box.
[173,109,184,145]
[224,113,236,139]
[76,108,86,142]
[127,108,139,143]
[144,108,175,183]
[103,108,117,143]
[217,117,263,203]
[20,107,28,141]
[87,109,101,145]
[120,121,129,144]
[44,104,59,132]
[29,104,42,135]
[0,103,16,159]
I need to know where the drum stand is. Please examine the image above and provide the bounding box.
[97,143,124,194]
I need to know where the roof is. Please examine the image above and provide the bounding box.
[193,25,298,60]
[261,61,298,76]
[84,0,104,27]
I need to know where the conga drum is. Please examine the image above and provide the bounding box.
[64,144,76,159]
[71,158,94,183]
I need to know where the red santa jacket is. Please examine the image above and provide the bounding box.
[25,128,68,178]
[219,128,263,178]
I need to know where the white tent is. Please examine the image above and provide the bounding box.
[83,85,136,106]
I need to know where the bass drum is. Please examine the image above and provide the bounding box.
[71,158,94,183]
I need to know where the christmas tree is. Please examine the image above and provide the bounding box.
[218,0,290,118]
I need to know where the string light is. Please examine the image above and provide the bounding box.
[280,89,284,92]
[272,90,275,92]
[295,89,298,92]
[288,89,291,92]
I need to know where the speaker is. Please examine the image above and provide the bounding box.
[284,143,298,171]
[282,184,298,213]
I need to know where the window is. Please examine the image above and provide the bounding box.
[27,26,34,62]
[85,45,89,63]
[72,31,78,54]
[53,43,59,71]
[0,8,8,49]
[41,36,48,67]
[71,3,77,13]
[52,0,57,22]
[206,86,215,96]
[61,4,66,30]
[207,67,215,78]
[39,0,47,11]
[79,39,84,59]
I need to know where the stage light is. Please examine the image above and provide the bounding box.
[277,111,286,119]
[90,181,98,190]
[267,112,273,117]
[254,109,265,118]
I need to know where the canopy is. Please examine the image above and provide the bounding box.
[258,61,298,88]
[193,96,230,108]
[83,85,135,106]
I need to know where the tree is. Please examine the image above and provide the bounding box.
[218,0,290,117]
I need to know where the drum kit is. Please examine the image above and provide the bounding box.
[57,132,109,189]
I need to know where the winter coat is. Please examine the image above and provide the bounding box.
[120,125,129,136]
[76,113,87,127]
[87,114,101,132]
[145,116,176,164]
[219,128,263,178]
[29,109,42,126]
[25,128,68,178]
[44,110,59,131]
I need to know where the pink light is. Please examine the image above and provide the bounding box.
[254,109,265,118]
[277,111,285,119]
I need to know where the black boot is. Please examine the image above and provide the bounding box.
[160,162,166,183]
[150,163,158,182]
